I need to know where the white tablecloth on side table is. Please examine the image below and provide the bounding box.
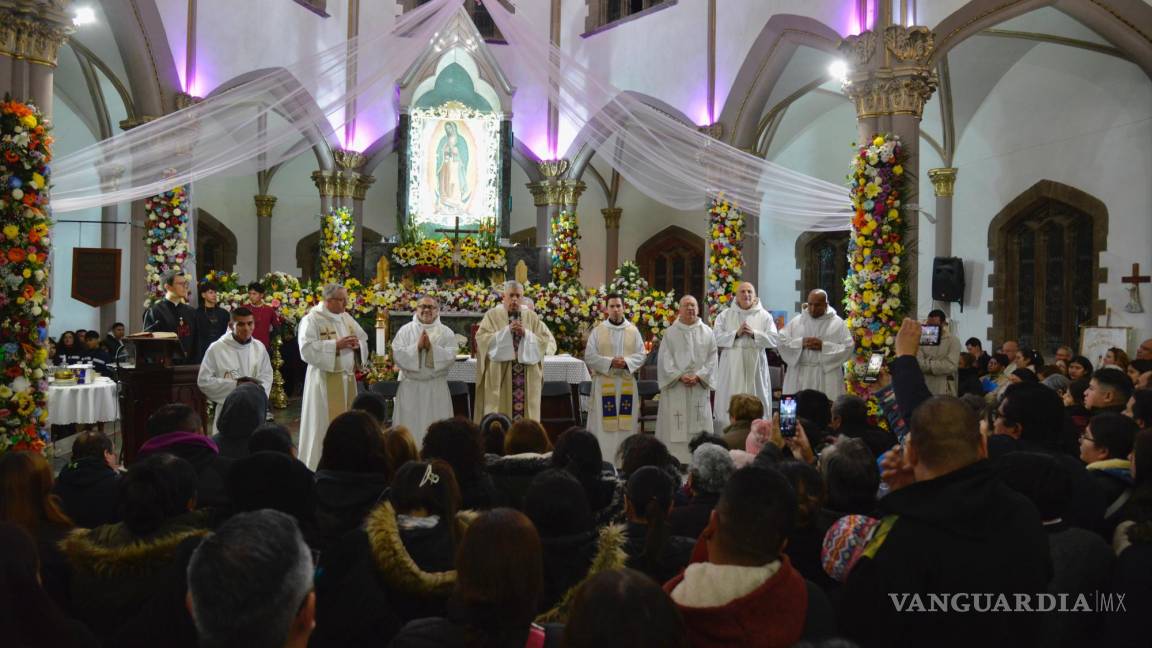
[447,354,591,384]
[47,377,120,425]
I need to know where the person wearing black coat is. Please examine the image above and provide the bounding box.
[485,451,552,510]
[211,382,268,460]
[192,282,230,363]
[842,321,1053,648]
[54,431,121,528]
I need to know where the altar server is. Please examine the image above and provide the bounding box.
[197,307,273,435]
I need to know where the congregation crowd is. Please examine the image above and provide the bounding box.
[11,279,1152,647]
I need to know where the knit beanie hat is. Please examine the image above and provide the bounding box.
[821,514,881,583]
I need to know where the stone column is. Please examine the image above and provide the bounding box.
[254,194,277,277]
[602,207,622,279]
[526,159,572,277]
[0,1,73,119]
[840,24,937,316]
[98,165,126,332]
[928,167,957,315]
[311,171,334,216]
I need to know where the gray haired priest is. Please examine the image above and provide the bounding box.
[474,281,556,422]
[656,295,718,461]
[584,293,647,463]
[712,282,778,426]
[297,283,368,469]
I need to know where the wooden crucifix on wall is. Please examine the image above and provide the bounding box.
[1122,263,1150,314]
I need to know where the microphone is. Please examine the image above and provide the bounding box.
[509,310,520,322]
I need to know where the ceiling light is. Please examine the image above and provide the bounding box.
[73,6,97,26]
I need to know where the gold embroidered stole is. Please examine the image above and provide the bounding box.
[318,319,356,422]
[595,323,637,432]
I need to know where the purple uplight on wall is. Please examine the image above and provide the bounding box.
[839,0,875,36]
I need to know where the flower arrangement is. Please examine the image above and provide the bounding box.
[201,269,240,292]
[320,207,353,285]
[600,262,676,340]
[143,185,189,306]
[391,236,506,274]
[706,196,744,320]
[844,134,908,417]
[0,97,53,453]
[550,210,581,285]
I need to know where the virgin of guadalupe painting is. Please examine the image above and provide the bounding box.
[436,121,471,214]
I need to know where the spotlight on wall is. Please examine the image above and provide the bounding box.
[828,59,849,84]
[73,6,97,26]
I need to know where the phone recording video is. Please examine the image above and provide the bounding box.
[779,395,797,438]
[864,352,884,383]
[920,324,941,346]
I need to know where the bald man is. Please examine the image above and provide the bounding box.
[777,289,855,398]
[713,282,778,426]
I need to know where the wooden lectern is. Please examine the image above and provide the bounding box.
[119,336,207,463]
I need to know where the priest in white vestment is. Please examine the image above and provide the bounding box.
[392,295,458,447]
[584,293,648,463]
[474,281,556,422]
[197,306,273,435]
[656,296,718,462]
[298,284,369,469]
[713,282,779,427]
[777,289,855,399]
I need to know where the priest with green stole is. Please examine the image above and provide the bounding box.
[474,280,556,422]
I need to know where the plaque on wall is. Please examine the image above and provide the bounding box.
[72,247,121,307]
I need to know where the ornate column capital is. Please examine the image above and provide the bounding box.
[311,170,335,198]
[601,207,622,229]
[174,92,202,110]
[559,180,585,209]
[351,174,375,202]
[697,122,724,139]
[330,171,358,199]
[119,116,159,131]
[97,164,126,192]
[333,148,367,172]
[0,0,74,67]
[526,181,553,208]
[254,194,277,217]
[839,25,937,120]
[537,159,569,180]
[927,167,958,197]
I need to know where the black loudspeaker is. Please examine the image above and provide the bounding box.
[932,257,965,303]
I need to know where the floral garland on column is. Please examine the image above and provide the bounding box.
[143,185,189,306]
[320,207,353,285]
[549,210,581,285]
[0,98,53,453]
[844,134,908,416]
[706,196,744,320]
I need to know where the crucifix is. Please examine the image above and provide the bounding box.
[1122,263,1150,314]
[434,216,481,277]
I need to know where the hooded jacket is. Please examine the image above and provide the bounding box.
[840,460,1052,648]
[485,452,552,510]
[313,468,389,550]
[535,525,627,624]
[54,456,121,528]
[211,382,268,459]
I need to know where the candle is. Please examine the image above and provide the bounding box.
[376,327,387,357]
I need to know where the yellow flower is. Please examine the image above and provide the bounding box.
[872,136,884,147]
[20,114,37,129]
[893,165,903,175]
[2,224,17,239]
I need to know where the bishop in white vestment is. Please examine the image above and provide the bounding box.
[392,296,458,447]
[474,281,556,422]
[777,289,855,399]
[713,282,778,426]
[298,284,369,469]
[584,294,648,463]
[656,296,718,462]
[197,307,273,435]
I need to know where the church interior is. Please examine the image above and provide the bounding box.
[2,0,1152,645]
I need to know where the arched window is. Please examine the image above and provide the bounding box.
[195,209,237,276]
[988,181,1107,352]
[636,226,705,298]
[796,231,849,313]
[585,0,674,32]
[408,0,512,41]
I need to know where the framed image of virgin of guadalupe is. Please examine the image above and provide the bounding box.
[1079,326,1130,369]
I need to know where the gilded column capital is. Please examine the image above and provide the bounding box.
[839,25,937,120]
[254,194,277,217]
[330,171,358,199]
[697,122,724,139]
[311,170,336,197]
[559,180,586,209]
[526,181,551,208]
[537,159,569,180]
[119,116,159,131]
[351,175,375,201]
[927,167,958,198]
[0,1,74,67]
[333,148,367,171]
[601,207,622,229]
[174,92,202,111]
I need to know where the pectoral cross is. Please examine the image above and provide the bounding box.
[434,216,481,277]
[1122,263,1150,314]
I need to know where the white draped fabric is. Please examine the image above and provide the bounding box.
[392,315,458,447]
[777,308,855,399]
[712,302,778,426]
[197,331,273,435]
[656,319,718,462]
[297,304,369,470]
[584,319,647,463]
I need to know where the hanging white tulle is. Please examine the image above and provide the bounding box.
[481,1,850,231]
[50,0,462,213]
[51,0,851,231]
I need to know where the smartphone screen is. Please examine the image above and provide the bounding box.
[780,396,797,438]
[863,352,884,383]
[920,324,941,346]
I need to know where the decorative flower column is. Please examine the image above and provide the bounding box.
[550,210,581,285]
[143,185,190,306]
[705,196,745,321]
[320,206,354,285]
[844,134,909,418]
[0,99,53,452]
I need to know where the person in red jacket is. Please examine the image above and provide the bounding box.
[245,281,281,351]
[664,466,834,647]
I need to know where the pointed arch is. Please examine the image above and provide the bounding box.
[195,208,238,275]
[986,180,1108,349]
[635,225,705,298]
